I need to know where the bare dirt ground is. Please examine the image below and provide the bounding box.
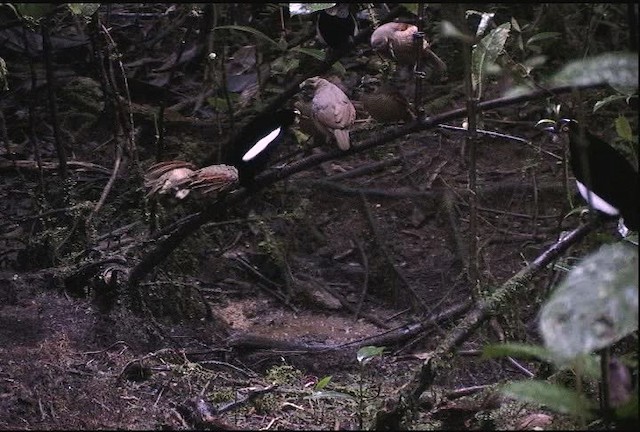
[0,3,635,430]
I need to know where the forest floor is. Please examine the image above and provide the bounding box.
[0,3,630,430]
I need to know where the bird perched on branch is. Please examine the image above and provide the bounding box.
[144,161,238,200]
[225,109,299,187]
[300,76,356,151]
[371,22,447,78]
[357,76,416,123]
[539,118,639,234]
[316,3,358,50]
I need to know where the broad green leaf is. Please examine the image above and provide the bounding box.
[526,32,561,47]
[289,3,336,16]
[305,390,357,402]
[357,346,385,365]
[214,25,281,50]
[615,116,633,142]
[540,243,639,362]
[471,22,510,97]
[14,3,57,20]
[315,375,332,390]
[593,94,629,112]
[501,380,595,418]
[67,3,101,17]
[549,52,639,89]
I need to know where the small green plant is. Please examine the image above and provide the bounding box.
[356,346,386,429]
[485,244,638,428]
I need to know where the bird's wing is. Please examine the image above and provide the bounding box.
[312,86,355,129]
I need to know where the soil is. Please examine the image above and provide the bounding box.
[0,3,636,430]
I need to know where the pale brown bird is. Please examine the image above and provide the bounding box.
[300,76,356,151]
[357,76,416,123]
[144,161,238,199]
[370,22,447,77]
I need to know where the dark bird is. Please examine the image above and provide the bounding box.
[300,76,356,151]
[550,118,639,233]
[370,22,447,77]
[316,3,358,49]
[357,76,416,123]
[225,109,298,187]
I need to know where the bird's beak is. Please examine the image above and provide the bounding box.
[299,79,312,89]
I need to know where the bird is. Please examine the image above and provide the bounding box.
[299,76,356,151]
[545,118,639,234]
[225,108,298,187]
[144,161,238,200]
[316,3,358,50]
[357,76,416,123]
[370,22,447,78]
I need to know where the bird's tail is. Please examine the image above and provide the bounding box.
[333,129,350,151]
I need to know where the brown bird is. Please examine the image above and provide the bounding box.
[370,22,447,77]
[357,76,416,123]
[144,161,238,199]
[300,76,356,151]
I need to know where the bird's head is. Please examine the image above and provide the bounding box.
[356,75,380,92]
[300,76,323,91]
[275,108,299,127]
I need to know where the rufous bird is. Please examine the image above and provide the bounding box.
[371,22,447,78]
[357,76,416,123]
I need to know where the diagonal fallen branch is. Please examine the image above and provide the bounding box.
[373,216,601,430]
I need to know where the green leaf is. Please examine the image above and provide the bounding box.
[539,243,639,362]
[305,390,357,402]
[67,3,101,17]
[13,3,57,20]
[290,47,345,74]
[615,393,639,420]
[214,25,282,50]
[315,375,332,390]
[482,343,553,361]
[549,52,639,89]
[471,22,511,97]
[291,47,324,61]
[400,3,419,15]
[501,380,595,418]
[526,32,561,47]
[357,346,385,365]
[593,94,628,112]
[289,3,336,16]
[615,116,633,142]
